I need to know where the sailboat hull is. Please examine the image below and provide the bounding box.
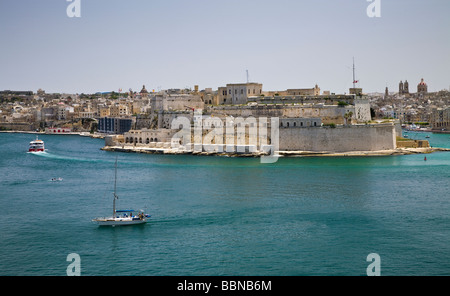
[93,218,148,226]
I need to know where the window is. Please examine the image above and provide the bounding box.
[241,89,243,94]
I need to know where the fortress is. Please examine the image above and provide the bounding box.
[104,82,404,156]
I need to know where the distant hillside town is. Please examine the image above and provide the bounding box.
[1,79,449,154]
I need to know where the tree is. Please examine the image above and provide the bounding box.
[344,111,353,125]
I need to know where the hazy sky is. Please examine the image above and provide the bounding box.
[1,0,449,94]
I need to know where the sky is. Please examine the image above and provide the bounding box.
[0,0,449,94]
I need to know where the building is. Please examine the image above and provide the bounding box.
[349,88,363,96]
[286,85,320,96]
[430,107,450,131]
[417,78,428,94]
[150,94,204,114]
[280,118,322,128]
[140,85,149,98]
[97,117,133,134]
[217,83,263,105]
[110,104,129,117]
[99,106,110,117]
[46,127,72,134]
[399,80,409,94]
[124,128,175,145]
[217,87,228,105]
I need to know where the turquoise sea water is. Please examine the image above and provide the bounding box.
[0,132,449,276]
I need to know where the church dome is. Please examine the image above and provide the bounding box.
[140,85,148,94]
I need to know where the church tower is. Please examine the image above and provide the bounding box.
[404,80,409,94]
[399,81,404,94]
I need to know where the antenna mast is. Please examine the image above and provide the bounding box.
[352,57,356,89]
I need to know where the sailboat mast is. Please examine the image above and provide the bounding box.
[113,157,118,217]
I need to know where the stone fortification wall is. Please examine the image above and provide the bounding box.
[0,122,37,131]
[151,94,204,113]
[279,123,396,152]
[209,104,355,125]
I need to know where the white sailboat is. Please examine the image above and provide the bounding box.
[93,157,150,226]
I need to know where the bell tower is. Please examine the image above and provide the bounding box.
[404,80,409,94]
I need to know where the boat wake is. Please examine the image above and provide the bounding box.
[28,151,104,163]
[27,151,47,154]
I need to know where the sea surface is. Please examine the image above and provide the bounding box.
[0,131,449,276]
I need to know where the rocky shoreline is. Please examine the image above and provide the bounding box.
[101,145,450,158]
